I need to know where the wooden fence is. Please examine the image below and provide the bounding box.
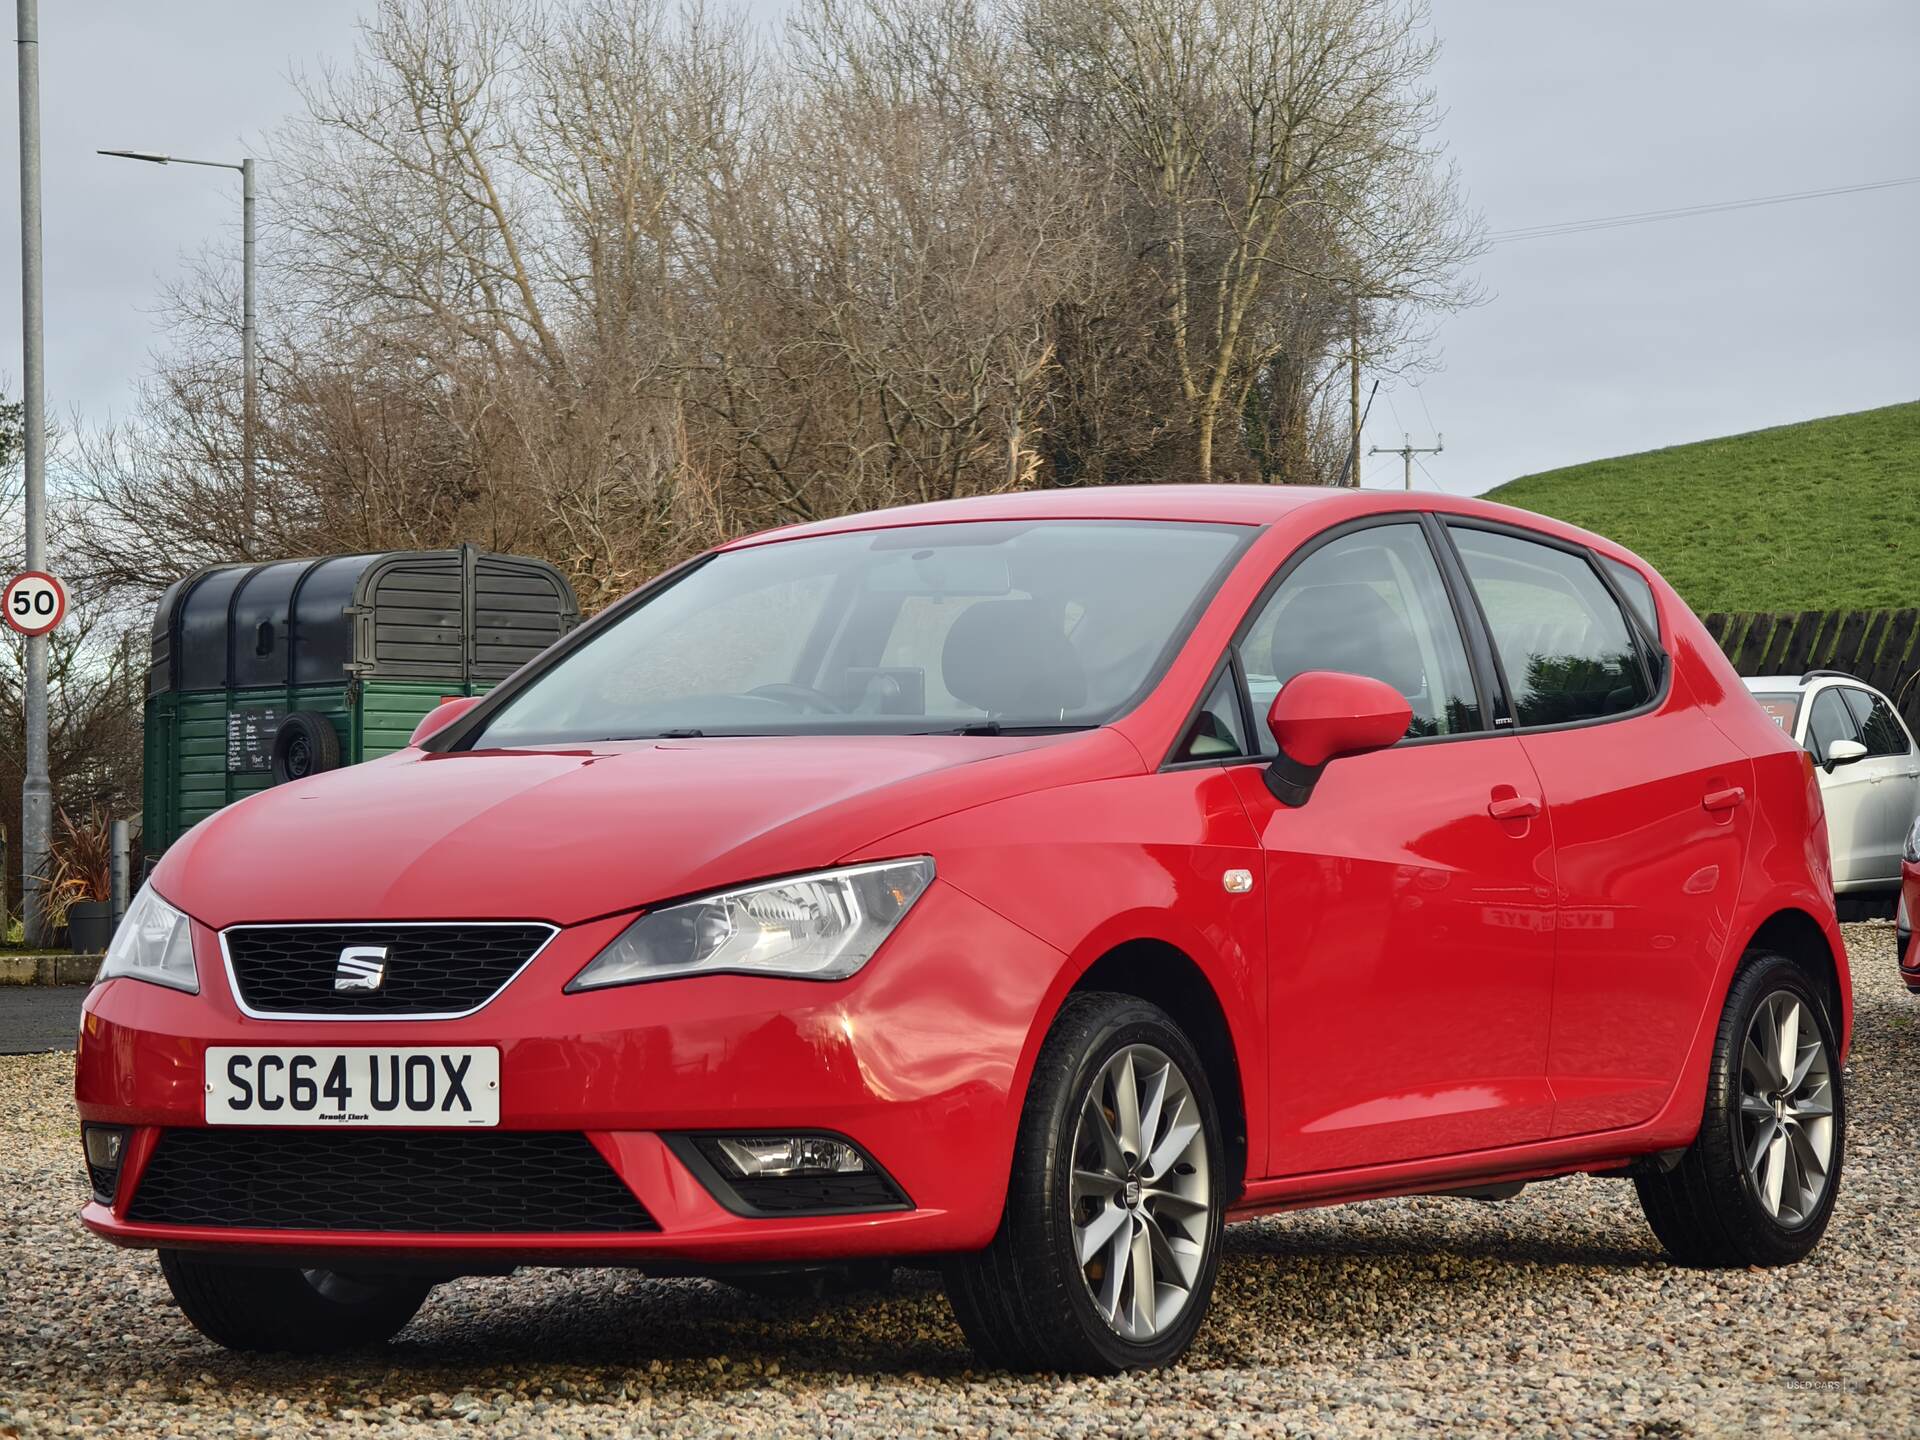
[1701,608,1920,730]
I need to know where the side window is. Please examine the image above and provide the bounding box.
[1806,688,1860,760]
[1174,668,1250,762]
[1840,687,1911,757]
[1237,522,1483,750]
[1601,556,1661,642]
[1451,528,1651,728]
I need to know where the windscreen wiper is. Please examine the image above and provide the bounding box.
[928,722,1094,736]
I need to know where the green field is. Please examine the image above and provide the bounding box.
[1484,401,1920,615]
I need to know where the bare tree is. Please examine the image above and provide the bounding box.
[65,0,1484,617]
[1017,0,1480,480]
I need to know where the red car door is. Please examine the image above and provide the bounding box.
[1444,526,1753,1138]
[1227,518,1558,1177]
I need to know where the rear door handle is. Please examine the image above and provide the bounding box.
[1702,786,1746,813]
[1488,794,1542,821]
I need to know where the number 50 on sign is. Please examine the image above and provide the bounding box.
[4,571,67,636]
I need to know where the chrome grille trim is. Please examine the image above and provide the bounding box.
[217,920,561,1022]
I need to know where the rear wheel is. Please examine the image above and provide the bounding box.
[158,1251,432,1353]
[944,992,1225,1373]
[1635,951,1844,1267]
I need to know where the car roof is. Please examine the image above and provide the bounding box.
[1744,672,1891,697]
[719,485,1642,559]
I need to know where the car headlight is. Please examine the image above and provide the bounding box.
[1905,816,1920,865]
[95,882,198,993]
[567,858,935,990]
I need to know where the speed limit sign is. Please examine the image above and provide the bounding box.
[4,571,67,637]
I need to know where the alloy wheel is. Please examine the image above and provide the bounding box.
[1069,1044,1212,1341]
[1738,992,1835,1227]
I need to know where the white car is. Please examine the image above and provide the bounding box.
[1745,670,1920,894]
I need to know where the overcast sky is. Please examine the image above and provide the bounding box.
[0,0,1915,497]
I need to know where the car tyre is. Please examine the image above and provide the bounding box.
[158,1251,432,1353]
[943,991,1225,1373]
[1635,950,1844,1268]
[269,710,342,785]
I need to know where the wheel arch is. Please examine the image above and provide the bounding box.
[1068,939,1250,1202]
[1741,906,1848,1050]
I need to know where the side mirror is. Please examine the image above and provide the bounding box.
[1825,738,1868,769]
[1264,671,1413,806]
[409,694,482,748]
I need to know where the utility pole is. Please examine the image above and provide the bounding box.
[1370,434,1445,492]
[16,0,50,944]
[99,148,259,549]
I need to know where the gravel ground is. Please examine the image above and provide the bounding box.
[3,925,1913,1438]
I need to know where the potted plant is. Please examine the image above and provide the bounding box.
[46,806,116,954]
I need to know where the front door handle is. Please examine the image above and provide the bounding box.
[1702,785,1747,813]
[1488,793,1542,821]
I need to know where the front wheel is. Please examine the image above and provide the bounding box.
[944,992,1225,1373]
[158,1251,432,1353]
[1635,951,1844,1267]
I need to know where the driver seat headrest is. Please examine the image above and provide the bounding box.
[941,600,1088,717]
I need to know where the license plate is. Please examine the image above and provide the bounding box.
[205,1047,500,1127]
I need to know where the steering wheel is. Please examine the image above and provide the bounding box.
[746,683,844,715]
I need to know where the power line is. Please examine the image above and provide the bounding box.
[1383,389,1408,437]
[1488,175,1920,244]
[1414,455,1451,494]
[1411,382,1438,437]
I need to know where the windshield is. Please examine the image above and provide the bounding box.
[471,520,1249,745]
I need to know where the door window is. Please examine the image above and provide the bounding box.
[1238,522,1483,749]
[1839,687,1911,757]
[1805,687,1861,760]
[1451,528,1652,728]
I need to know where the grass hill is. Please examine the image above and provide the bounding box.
[1484,401,1920,615]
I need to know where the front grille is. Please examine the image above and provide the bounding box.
[128,1129,656,1233]
[222,923,554,1017]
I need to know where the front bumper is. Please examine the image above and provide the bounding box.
[75,880,1062,1266]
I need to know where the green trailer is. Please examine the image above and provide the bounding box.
[143,544,579,856]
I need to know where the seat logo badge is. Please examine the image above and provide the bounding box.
[334,945,389,993]
[1223,869,1254,894]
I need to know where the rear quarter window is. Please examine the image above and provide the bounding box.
[1600,556,1661,641]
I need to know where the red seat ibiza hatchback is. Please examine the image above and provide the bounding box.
[77,487,1849,1373]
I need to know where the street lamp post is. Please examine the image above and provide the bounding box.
[16,0,50,944]
[98,149,258,547]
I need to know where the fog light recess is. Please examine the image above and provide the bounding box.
[82,1125,130,1205]
[668,1132,911,1217]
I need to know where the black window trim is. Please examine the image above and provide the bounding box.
[1436,516,1673,738]
[1159,511,1501,772]
[1162,650,1262,772]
